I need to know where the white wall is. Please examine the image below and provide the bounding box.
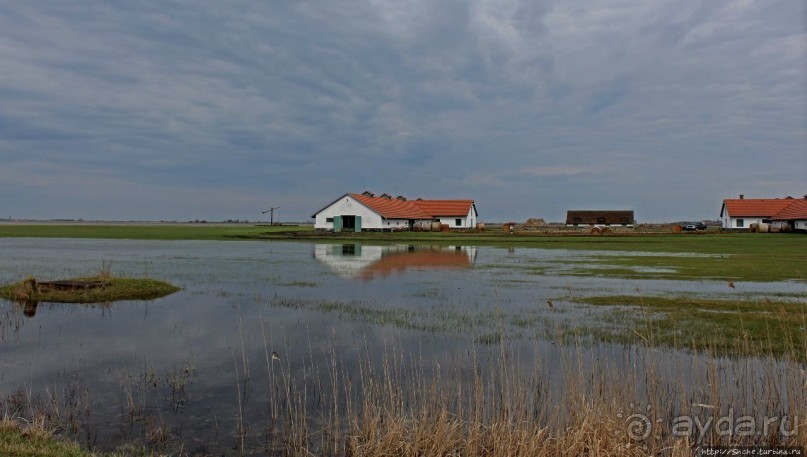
[723,215,764,229]
[436,217,462,228]
[382,219,411,230]
[722,208,756,229]
[314,195,383,229]
[796,220,807,231]
[435,205,477,229]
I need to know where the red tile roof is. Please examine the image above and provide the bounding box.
[721,199,796,217]
[350,194,432,219]
[349,194,474,219]
[412,199,476,217]
[770,200,807,220]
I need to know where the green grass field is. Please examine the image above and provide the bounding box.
[0,223,295,240]
[576,295,807,357]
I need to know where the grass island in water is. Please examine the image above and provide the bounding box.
[0,276,179,304]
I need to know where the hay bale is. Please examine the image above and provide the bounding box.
[524,218,547,227]
[590,227,601,234]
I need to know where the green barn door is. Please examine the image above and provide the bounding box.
[333,216,343,232]
[355,216,362,232]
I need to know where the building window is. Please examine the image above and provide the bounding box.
[326,217,334,223]
[597,217,606,225]
[455,219,462,226]
[737,219,744,228]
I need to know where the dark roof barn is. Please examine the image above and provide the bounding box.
[566,210,634,225]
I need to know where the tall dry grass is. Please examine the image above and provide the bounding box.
[256,324,806,457]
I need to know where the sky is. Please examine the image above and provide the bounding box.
[0,1,805,223]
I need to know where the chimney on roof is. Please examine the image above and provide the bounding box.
[362,191,374,197]
[396,195,407,201]
[739,194,744,199]
[803,194,807,200]
[380,193,392,200]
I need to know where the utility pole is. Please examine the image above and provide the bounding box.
[261,207,279,225]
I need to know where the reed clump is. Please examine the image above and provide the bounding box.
[258,330,806,457]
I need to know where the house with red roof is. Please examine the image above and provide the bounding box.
[720,194,807,232]
[769,199,807,233]
[312,191,478,231]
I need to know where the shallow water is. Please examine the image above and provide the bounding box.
[0,238,804,454]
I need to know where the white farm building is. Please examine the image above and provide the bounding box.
[721,195,807,232]
[312,192,478,232]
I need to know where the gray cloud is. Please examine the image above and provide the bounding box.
[0,0,804,222]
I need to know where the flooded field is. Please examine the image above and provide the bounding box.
[0,238,805,455]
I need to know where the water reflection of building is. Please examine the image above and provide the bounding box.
[314,244,477,280]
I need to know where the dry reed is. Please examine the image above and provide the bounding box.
[255,325,806,457]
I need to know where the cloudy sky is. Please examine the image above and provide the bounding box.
[1,1,804,223]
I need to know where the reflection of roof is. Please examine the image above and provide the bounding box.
[349,194,474,219]
[314,244,476,280]
[358,249,471,280]
[721,199,797,218]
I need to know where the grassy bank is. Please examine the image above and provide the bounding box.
[577,295,807,358]
[0,418,158,457]
[0,419,95,457]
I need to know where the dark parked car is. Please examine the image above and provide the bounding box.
[683,222,707,231]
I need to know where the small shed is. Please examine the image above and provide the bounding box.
[566,210,634,227]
